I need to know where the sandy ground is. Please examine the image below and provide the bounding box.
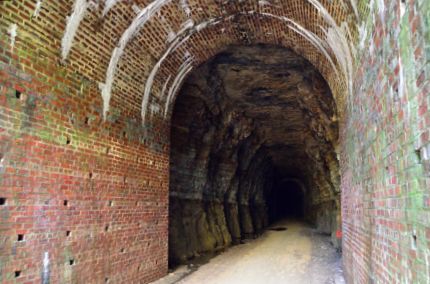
[152,220,345,284]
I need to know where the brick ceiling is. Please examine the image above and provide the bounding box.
[20,0,361,124]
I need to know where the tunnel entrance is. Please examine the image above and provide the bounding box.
[168,44,340,268]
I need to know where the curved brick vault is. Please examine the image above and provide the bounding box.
[58,0,357,124]
[0,0,429,284]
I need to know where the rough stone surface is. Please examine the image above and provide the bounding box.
[169,45,340,264]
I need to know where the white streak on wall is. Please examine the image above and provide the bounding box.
[368,0,375,11]
[308,0,338,28]
[349,0,360,20]
[358,23,367,50]
[161,15,176,43]
[307,0,355,96]
[167,31,176,43]
[131,4,142,14]
[398,55,404,98]
[99,0,171,120]
[195,18,221,32]
[61,0,98,60]
[102,0,119,17]
[161,75,171,98]
[142,6,355,124]
[150,103,161,115]
[262,1,355,100]
[323,25,354,96]
[141,32,189,124]
[141,18,222,124]
[258,0,280,8]
[289,24,339,75]
[258,0,271,6]
[149,75,171,119]
[164,59,194,117]
[425,251,430,284]
[141,9,347,124]
[184,50,191,60]
[33,0,43,18]
[369,37,375,55]
[42,252,50,284]
[8,24,17,51]
[0,154,5,171]
[180,19,195,31]
[260,12,338,77]
[400,0,406,18]
[377,0,385,21]
[180,0,191,17]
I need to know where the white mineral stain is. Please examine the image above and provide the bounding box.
[260,12,338,76]
[180,0,191,17]
[103,0,123,16]
[142,18,224,125]
[164,58,194,117]
[377,0,385,21]
[33,0,43,18]
[160,75,172,99]
[100,0,171,120]
[42,252,50,284]
[307,0,355,97]
[358,23,368,50]
[400,0,406,17]
[61,0,98,60]
[142,4,356,124]
[398,55,404,99]
[131,4,142,14]
[8,24,17,51]
[150,103,161,115]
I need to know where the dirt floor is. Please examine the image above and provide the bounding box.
[152,220,345,284]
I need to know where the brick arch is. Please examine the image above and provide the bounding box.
[0,0,427,283]
[150,12,346,124]
[61,0,358,124]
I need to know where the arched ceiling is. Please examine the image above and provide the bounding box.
[58,0,361,125]
[170,45,340,203]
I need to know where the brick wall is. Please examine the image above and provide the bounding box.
[341,0,430,282]
[0,2,169,283]
[0,0,429,283]
[0,1,351,283]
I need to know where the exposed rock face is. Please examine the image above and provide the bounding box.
[168,45,340,265]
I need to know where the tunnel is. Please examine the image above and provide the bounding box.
[168,45,340,267]
[1,0,428,282]
[268,179,305,221]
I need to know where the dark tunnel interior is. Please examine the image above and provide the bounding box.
[168,45,341,267]
[268,179,305,222]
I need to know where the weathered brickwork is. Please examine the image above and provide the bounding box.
[0,0,428,283]
[341,0,430,282]
[0,2,169,283]
[0,1,351,283]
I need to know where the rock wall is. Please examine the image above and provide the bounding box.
[169,45,341,264]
